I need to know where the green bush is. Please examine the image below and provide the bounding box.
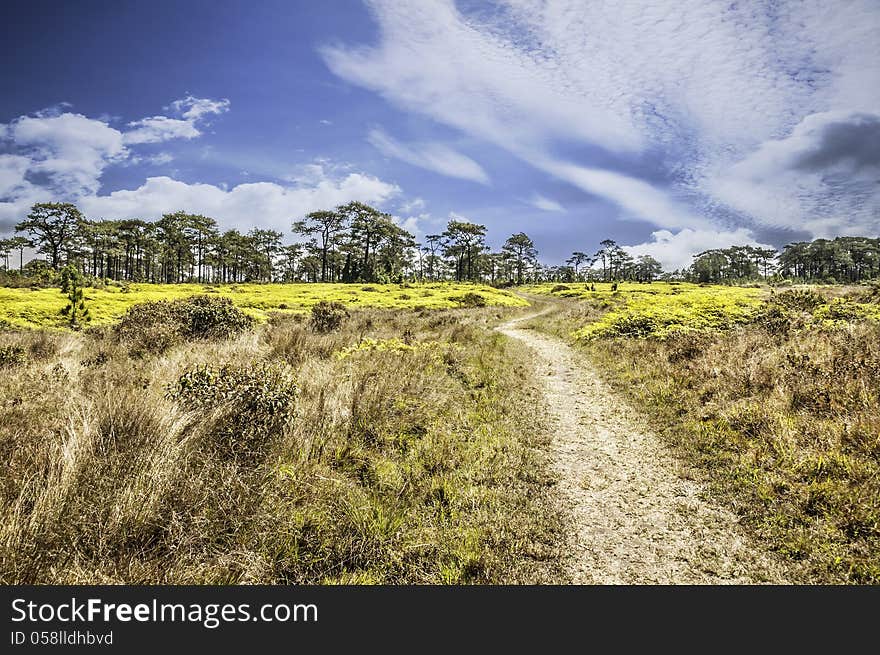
[167,362,298,459]
[178,294,254,339]
[115,295,254,355]
[310,301,349,333]
[451,292,487,308]
[750,304,794,335]
[772,289,825,311]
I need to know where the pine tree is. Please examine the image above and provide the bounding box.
[59,265,90,328]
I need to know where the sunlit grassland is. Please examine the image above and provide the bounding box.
[0,306,564,584]
[0,282,528,329]
[523,281,880,338]
[525,282,880,582]
[522,281,765,338]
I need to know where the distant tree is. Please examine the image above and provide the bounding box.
[423,234,444,281]
[16,202,83,269]
[248,228,283,282]
[502,232,537,285]
[0,239,11,270]
[566,251,591,280]
[595,239,617,281]
[279,244,303,282]
[635,255,663,282]
[443,220,487,282]
[293,210,347,282]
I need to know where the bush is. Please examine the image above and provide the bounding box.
[772,289,825,311]
[310,301,349,333]
[0,345,27,369]
[451,292,487,308]
[115,295,254,355]
[178,294,254,339]
[167,362,298,459]
[750,304,794,335]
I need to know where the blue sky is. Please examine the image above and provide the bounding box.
[1,0,878,269]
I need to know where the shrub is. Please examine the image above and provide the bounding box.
[115,295,254,355]
[114,301,181,355]
[772,289,825,311]
[750,304,794,335]
[167,362,298,459]
[0,345,27,369]
[177,294,254,339]
[310,301,349,333]
[451,292,487,308]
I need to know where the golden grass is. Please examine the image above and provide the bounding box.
[0,305,564,584]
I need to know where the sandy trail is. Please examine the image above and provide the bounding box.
[499,307,790,584]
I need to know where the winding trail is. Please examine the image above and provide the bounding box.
[499,305,791,584]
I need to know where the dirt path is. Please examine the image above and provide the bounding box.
[499,307,791,584]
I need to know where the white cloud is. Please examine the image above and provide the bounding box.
[168,95,230,122]
[0,100,401,239]
[535,158,705,230]
[124,95,230,145]
[367,128,490,184]
[0,96,230,202]
[323,1,880,238]
[5,112,127,195]
[77,169,399,234]
[392,212,426,241]
[123,116,200,144]
[709,111,880,236]
[145,152,174,166]
[623,228,774,271]
[528,194,564,212]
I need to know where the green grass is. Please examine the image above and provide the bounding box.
[0,282,528,329]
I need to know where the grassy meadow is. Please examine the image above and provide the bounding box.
[0,293,564,584]
[0,282,527,329]
[525,281,880,583]
[2,276,878,584]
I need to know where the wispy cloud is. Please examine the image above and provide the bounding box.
[323,1,880,240]
[367,128,490,184]
[528,194,564,212]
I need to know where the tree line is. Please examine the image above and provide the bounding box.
[1,201,544,285]
[679,238,880,284]
[2,201,878,285]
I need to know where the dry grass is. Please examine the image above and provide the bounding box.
[0,305,564,584]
